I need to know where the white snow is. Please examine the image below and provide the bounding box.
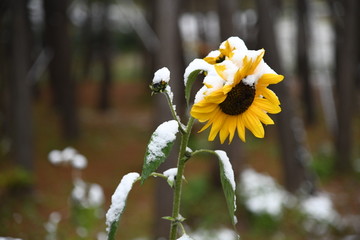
[240,168,288,217]
[49,212,61,224]
[186,147,193,153]
[72,154,88,169]
[177,234,193,240]
[88,183,105,207]
[146,120,179,163]
[153,67,170,84]
[48,147,89,170]
[300,193,338,223]
[214,150,236,191]
[163,168,178,185]
[62,147,77,163]
[48,150,62,165]
[44,211,61,240]
[72,178,87,204]
[183,58,214,86]
[97,232,107,240]
[206,50,221,59]
[191,228,239,240]
[219,36,247,52]
[106,172,140,231]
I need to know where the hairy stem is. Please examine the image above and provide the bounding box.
[164,92,185,134]
[169,117,194,240]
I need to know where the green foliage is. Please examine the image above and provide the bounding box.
[216,153,237,226]
[0,167,33,191]
[185,69,203,106]
[141,123,178,183]
[182,176,229,229]
[310,150,335,181]
[248,213,280,235]
[71,203,103,238]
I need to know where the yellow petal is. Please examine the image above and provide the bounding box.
[214,64,227,80]
[197,108,221,132]
[192,106,220,123]
[248,49,265,74]
[248,105,274,125]
[253,98,281,114]
[261,88,280,105]
[258,74,284,85]
[219,116,230,144]
[237,114,246,142]
[204,57,217,64]
[228,116,237,143]
[191,102,218,113]
[243,111,264,138]
[208,112,226,141]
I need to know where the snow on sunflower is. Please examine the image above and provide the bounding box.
[190,37,284,144]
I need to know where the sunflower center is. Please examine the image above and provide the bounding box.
[219,81,255,115]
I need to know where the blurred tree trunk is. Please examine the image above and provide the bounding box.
[152,0,185,238]
[98,1,112,111]
[9,0,33,173]
[335,0,358,172]
[256,0,311,193]
[296,0,315,125]
[43,0,79,140]
[81,0,94,80]
[217,0,236,41]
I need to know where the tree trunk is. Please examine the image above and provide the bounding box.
[335,0,358,172]
[256,0,311,193]
[98,1,112,111]
[217,0,236,41]
[43,0,79,140]
[9,0,33,172]
[152,0,185,238]
[296,0,315,125]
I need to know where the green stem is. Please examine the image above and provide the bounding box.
[164,92,185,134]
[191,149,215,157]
[169,117,195,240]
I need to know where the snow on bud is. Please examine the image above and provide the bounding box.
[150,67,170,95]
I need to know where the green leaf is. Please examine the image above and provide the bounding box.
[141,120,179,184]
[185,69,203,106]
[162,216,176,221]
[214,150,237,225]
[106,172,140,240]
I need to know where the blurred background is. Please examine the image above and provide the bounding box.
[0,0,359,239]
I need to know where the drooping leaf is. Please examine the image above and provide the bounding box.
[183,58,213,106]
[106,172,140,240]
[214,150,237,225]
[185,69,203,106]
[141,120,179,183]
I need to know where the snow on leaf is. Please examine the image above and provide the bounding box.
[105,172,139,234]
[177,234,194,240]
[184,59,214,106]
[141,120,179,183]
[163,168,178,188]
[214,150,237,225]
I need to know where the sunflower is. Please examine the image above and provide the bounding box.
[190,37,284,143]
